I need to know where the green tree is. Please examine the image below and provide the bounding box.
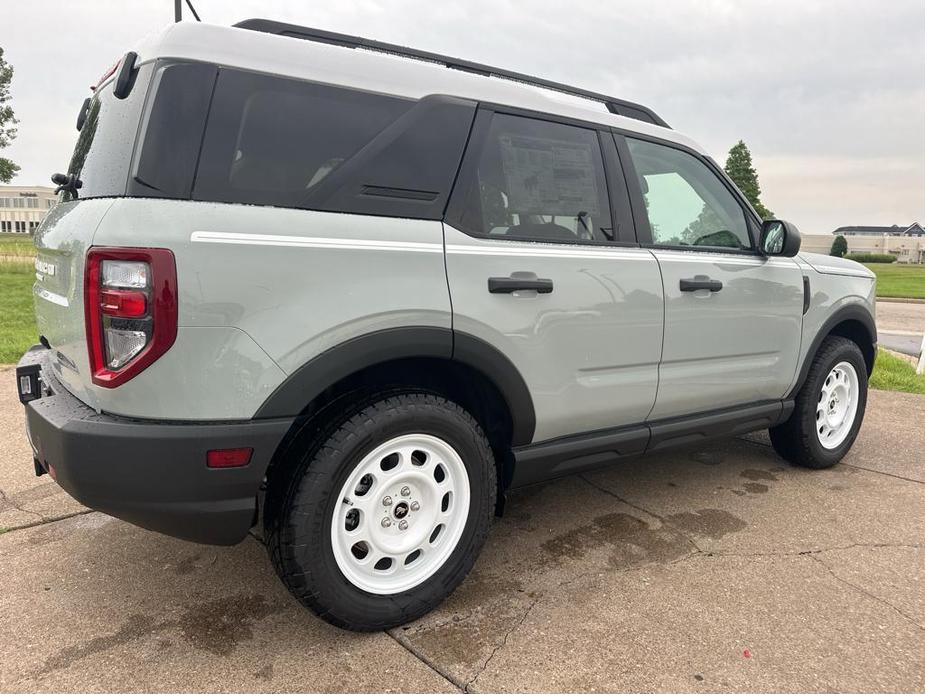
[0,46,19,183]
[724,140,772,219]
[830,234,848,257]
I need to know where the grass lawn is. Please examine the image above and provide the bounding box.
[1,235,38,363]
[0,232,37,259]
[862,263,925,300]
[0,261,37,364]
[870,348,925,395]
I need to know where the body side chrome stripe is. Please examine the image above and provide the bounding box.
[191,231,793,266]
[191,231,444,253]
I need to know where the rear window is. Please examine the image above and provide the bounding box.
[193,70,413,209]
[450,113,614,242]
[61,63,152,202]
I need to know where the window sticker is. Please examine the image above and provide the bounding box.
[498,135,600,216]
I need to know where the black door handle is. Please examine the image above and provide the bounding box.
[680,275,723,292]
[488,276,554,294]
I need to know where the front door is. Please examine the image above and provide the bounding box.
[620,135,804,420]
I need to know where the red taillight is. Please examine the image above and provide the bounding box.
[92,59,120,92]
[207,448,253,469]
[85,247,177,388]
[100,289,147,317]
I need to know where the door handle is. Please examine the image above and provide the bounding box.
[488,276,554,294]
[679,275,723,292]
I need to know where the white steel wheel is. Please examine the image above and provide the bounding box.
[815,360,859,450]
[331,434,471,595]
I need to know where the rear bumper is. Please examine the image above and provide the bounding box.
[16,345,293,545]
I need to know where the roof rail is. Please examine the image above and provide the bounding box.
[233,19,670,129]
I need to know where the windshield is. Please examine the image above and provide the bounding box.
[60,62,152,202]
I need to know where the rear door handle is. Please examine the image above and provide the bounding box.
[488,276,554,294]
[679,275,723,292]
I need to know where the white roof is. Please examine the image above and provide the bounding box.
[133,22,705,154]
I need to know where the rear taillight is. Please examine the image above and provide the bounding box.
[85,247,177,388]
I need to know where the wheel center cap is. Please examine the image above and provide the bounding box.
[393,501,409,519]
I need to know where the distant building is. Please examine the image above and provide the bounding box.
[0,185,57,234]
[833,223,925,237]
[801,224,925,263]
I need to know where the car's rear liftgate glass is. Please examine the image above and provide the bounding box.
[60,62,154,202]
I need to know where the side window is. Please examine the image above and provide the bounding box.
[131,62,217,199]
[194,69,412,209]
[456,113,613,243]
[626,138,751,250]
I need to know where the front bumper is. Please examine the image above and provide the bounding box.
[16,345,293,545]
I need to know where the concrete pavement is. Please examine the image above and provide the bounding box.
[1,368,923,693]
[0,368,85,531]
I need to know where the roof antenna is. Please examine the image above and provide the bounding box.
[185,1,202,21]
[174,0,201,22]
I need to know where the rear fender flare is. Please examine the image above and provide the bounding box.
[254,327,536,446]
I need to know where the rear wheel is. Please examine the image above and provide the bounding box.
[769,336,868,469]
[266,392,496,631]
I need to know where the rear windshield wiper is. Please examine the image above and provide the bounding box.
[51,173,83,197]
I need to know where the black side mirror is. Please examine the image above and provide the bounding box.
[760,220,801,257]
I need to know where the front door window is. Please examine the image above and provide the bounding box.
[627,138,751,250]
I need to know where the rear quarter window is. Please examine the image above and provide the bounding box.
[129,62,218,199]
[194,70,412,208]
[192,69,476,218]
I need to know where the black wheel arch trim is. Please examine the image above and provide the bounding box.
[254,327,537,446]
[789,303,877,398]
[452,331,536,446]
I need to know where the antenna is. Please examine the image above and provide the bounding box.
[174,0,201,22]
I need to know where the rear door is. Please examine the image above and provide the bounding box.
[444,108,664,444]
[618,134,804,420]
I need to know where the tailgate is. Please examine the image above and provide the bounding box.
[33,199,115,407]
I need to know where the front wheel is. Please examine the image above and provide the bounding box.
[770,335,868,469]
[266,392,496,631]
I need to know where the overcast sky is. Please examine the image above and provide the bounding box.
[2,0,922,233]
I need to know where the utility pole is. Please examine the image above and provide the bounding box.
[917,332,925,375]
[174,0,182,22]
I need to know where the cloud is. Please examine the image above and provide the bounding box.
[2,0,922,231]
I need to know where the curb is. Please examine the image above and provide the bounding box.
[878,297,925,305]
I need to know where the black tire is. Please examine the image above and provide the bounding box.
[769,336,868,469]
[265,392,496,631]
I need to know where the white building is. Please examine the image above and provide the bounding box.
[801,227,925,264]
[0,185,57,233]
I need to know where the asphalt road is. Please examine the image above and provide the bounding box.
[877,300,925,358]
[1,368,923,693]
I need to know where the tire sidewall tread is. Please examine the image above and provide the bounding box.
[266,392,496,631]
[770,335,868,469]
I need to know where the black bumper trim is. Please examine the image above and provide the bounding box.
[18,345,294,545]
